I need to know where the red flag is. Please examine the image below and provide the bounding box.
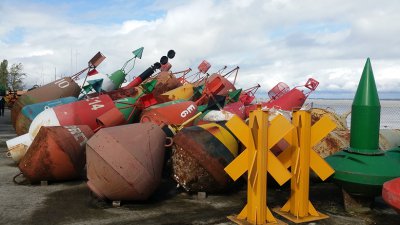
[88,69,99,76]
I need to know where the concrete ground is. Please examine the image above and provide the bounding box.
[0,108,399,225]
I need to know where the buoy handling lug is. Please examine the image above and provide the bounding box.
[112,201,121,207]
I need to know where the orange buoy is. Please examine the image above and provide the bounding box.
[18,125,93,183]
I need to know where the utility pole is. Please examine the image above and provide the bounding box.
[75,50,79,73]
[70,48,73,75]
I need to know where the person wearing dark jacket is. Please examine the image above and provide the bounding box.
[0,96,5,117]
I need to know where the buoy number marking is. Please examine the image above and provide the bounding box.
[87,97,105,110]
[65,125,88,147]
[55,78,70,88]
[180,104,196,118]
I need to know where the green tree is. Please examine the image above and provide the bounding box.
[0,60,8,92]
[7,63,26,91]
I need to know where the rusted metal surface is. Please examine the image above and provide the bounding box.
[11,77,81,128]
[18,125,93,183]
[312,128,400,158]
[86,123,166,201]
[310,108,351,158]
[89,86,141,101]
[140,100,198,126]
[15,113,32,136]
[310,108,400,155]
[149,71,182,97]
[313,130,350,158]
[171,124,238,193]
[172,145,222,192]
[88,52,106,68]
[310,108,348,130]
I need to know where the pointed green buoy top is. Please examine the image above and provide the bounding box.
[141,79,157,94]
[87,79,104,92]
[109,69,127,88]
[349,58,382,154]
[228,89,242,102]
[132,47,144,59]
[353,58,380,107]
[192,85,204,100]
[115,97,139,123]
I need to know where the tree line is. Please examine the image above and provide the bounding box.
[0,59,26,95]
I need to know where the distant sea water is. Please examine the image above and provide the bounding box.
[305,99,400,129]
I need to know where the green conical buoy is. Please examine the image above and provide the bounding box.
[326,58,400,197]
[349,58,382,155]
[115,96,140,123]
[108,70,127,88]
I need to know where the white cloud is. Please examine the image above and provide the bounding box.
[0,0,400,98]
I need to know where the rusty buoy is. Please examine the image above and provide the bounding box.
[172,123,238,193]
[17,125,93,183]
[86,123,167,201]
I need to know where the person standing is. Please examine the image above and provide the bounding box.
[0,96,5,117]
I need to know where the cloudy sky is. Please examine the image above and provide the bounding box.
[1,0,400,98]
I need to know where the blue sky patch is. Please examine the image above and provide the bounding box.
[2,27,26,44]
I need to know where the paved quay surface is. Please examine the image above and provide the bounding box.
[0,108,399,225]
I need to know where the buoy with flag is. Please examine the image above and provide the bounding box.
[81,47,145,97]
[11,52,106,129]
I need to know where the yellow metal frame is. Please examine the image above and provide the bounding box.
[274,110,336,223]
[224,106,293,224]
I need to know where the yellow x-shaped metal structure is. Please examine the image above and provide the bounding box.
[274,110,336,223]
[225,107,293,224]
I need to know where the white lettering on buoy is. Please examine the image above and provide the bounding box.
[180,104,196,118]
[55,79,70,88]
[65,125,88,147]
[86,97,105,110]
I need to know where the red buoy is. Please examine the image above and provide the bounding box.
[140,100,198,126]
[382,177,400,214]
[18,125,93,183]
